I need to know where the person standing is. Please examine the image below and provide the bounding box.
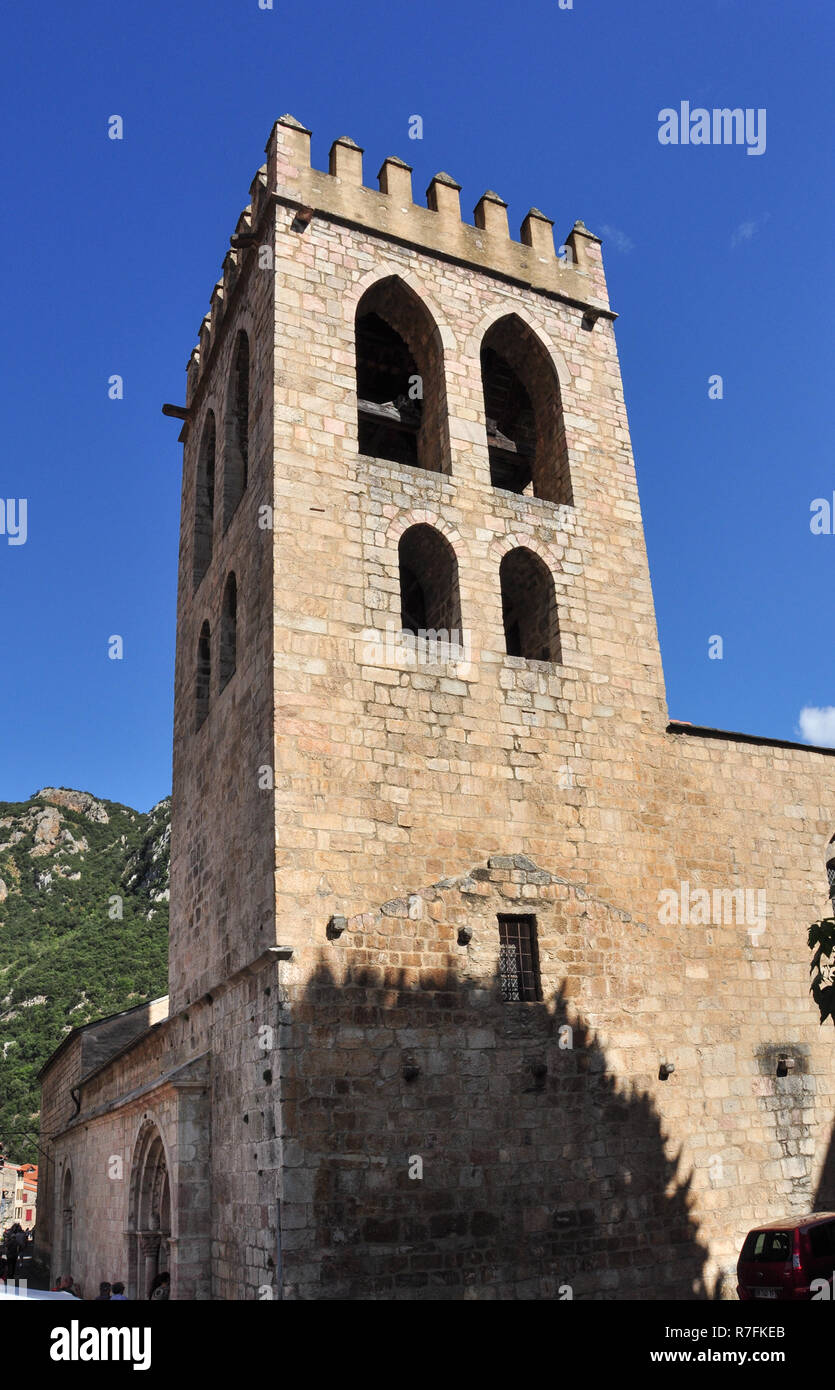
[148,1271,170,1300]
[5,1228,19,1279]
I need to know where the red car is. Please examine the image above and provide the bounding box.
[737,1212,835,1300]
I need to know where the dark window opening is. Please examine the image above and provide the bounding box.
[498,915,541,1002]
[809,1221,835,1258]
[500,548,560,662]
[481,315,571,504]
[193,411,216,589]
[505,620,522,659]
[356,312,421,467]
[224,331,249,526]
[196,620,211,730]
[355,278,449,474]
[400,563,428,634]
[481,345,535,493]
[398,524,461,639]
[219,573,237,691]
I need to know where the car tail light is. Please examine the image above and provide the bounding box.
[791,1228,804,1281]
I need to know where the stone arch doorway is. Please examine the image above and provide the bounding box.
[127,1119,172,1299]
[60,1166,73,1279]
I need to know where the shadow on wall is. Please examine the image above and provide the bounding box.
[281,959,721,1301]
[811,925,835,1212]
[815,1132,835,1211]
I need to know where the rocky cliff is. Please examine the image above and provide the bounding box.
[0,788,170,1163]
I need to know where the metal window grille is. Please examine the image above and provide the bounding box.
[827,859,835,907]
[498,915,540,1002]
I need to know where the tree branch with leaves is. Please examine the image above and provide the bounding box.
[809,917,835,1025]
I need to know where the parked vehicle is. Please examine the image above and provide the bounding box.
[737,1212,835,1300]
[0,1287,78,1300]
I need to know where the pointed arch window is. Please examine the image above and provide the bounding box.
[193,411,216,588]
[481,315,571,503]
[60,1168,73,1277]
[220,573,237,691]
[355,278,449,474]
[196,620,211,729]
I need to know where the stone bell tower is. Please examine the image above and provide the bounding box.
[162,114,726,1301]
[168,112,667,1015]
[39,114,835,1305]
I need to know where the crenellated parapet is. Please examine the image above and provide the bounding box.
[185,113,609,403]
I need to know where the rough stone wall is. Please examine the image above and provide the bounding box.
[43,962,282,1300]
[168,187,277,1012]
[278,842,835,1299]
[48,1091,178,1299]
[37,1036,82,1273]
[278,862,716,1299]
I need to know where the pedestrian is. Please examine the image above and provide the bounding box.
[148,1271,170,1300]
[0,1255,8,1285]
[94,1281,112,1301]
[110,1281,127,1300]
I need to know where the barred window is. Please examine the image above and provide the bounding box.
[827,857,835,908]
[498,915,541,1002]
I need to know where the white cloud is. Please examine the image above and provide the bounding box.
[599,224,634,254]
[798,706,835,747]
[731,212,770,248]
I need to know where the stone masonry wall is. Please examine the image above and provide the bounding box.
[41,118,835,1301]
[45,959,284,1300]
[168,179,277,1012]
[277,849,835,1299]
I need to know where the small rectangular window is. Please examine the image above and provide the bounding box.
[498,915,541,1002]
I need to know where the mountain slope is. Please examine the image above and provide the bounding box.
[0,788,170,1162]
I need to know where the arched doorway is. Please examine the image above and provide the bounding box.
[127,1120,172,1299]
[60,1167,73,1279]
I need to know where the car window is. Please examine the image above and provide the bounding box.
[809,1222,835,1258]
[741,1229,792,1262]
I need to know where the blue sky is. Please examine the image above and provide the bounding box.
[0,0,832,811]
